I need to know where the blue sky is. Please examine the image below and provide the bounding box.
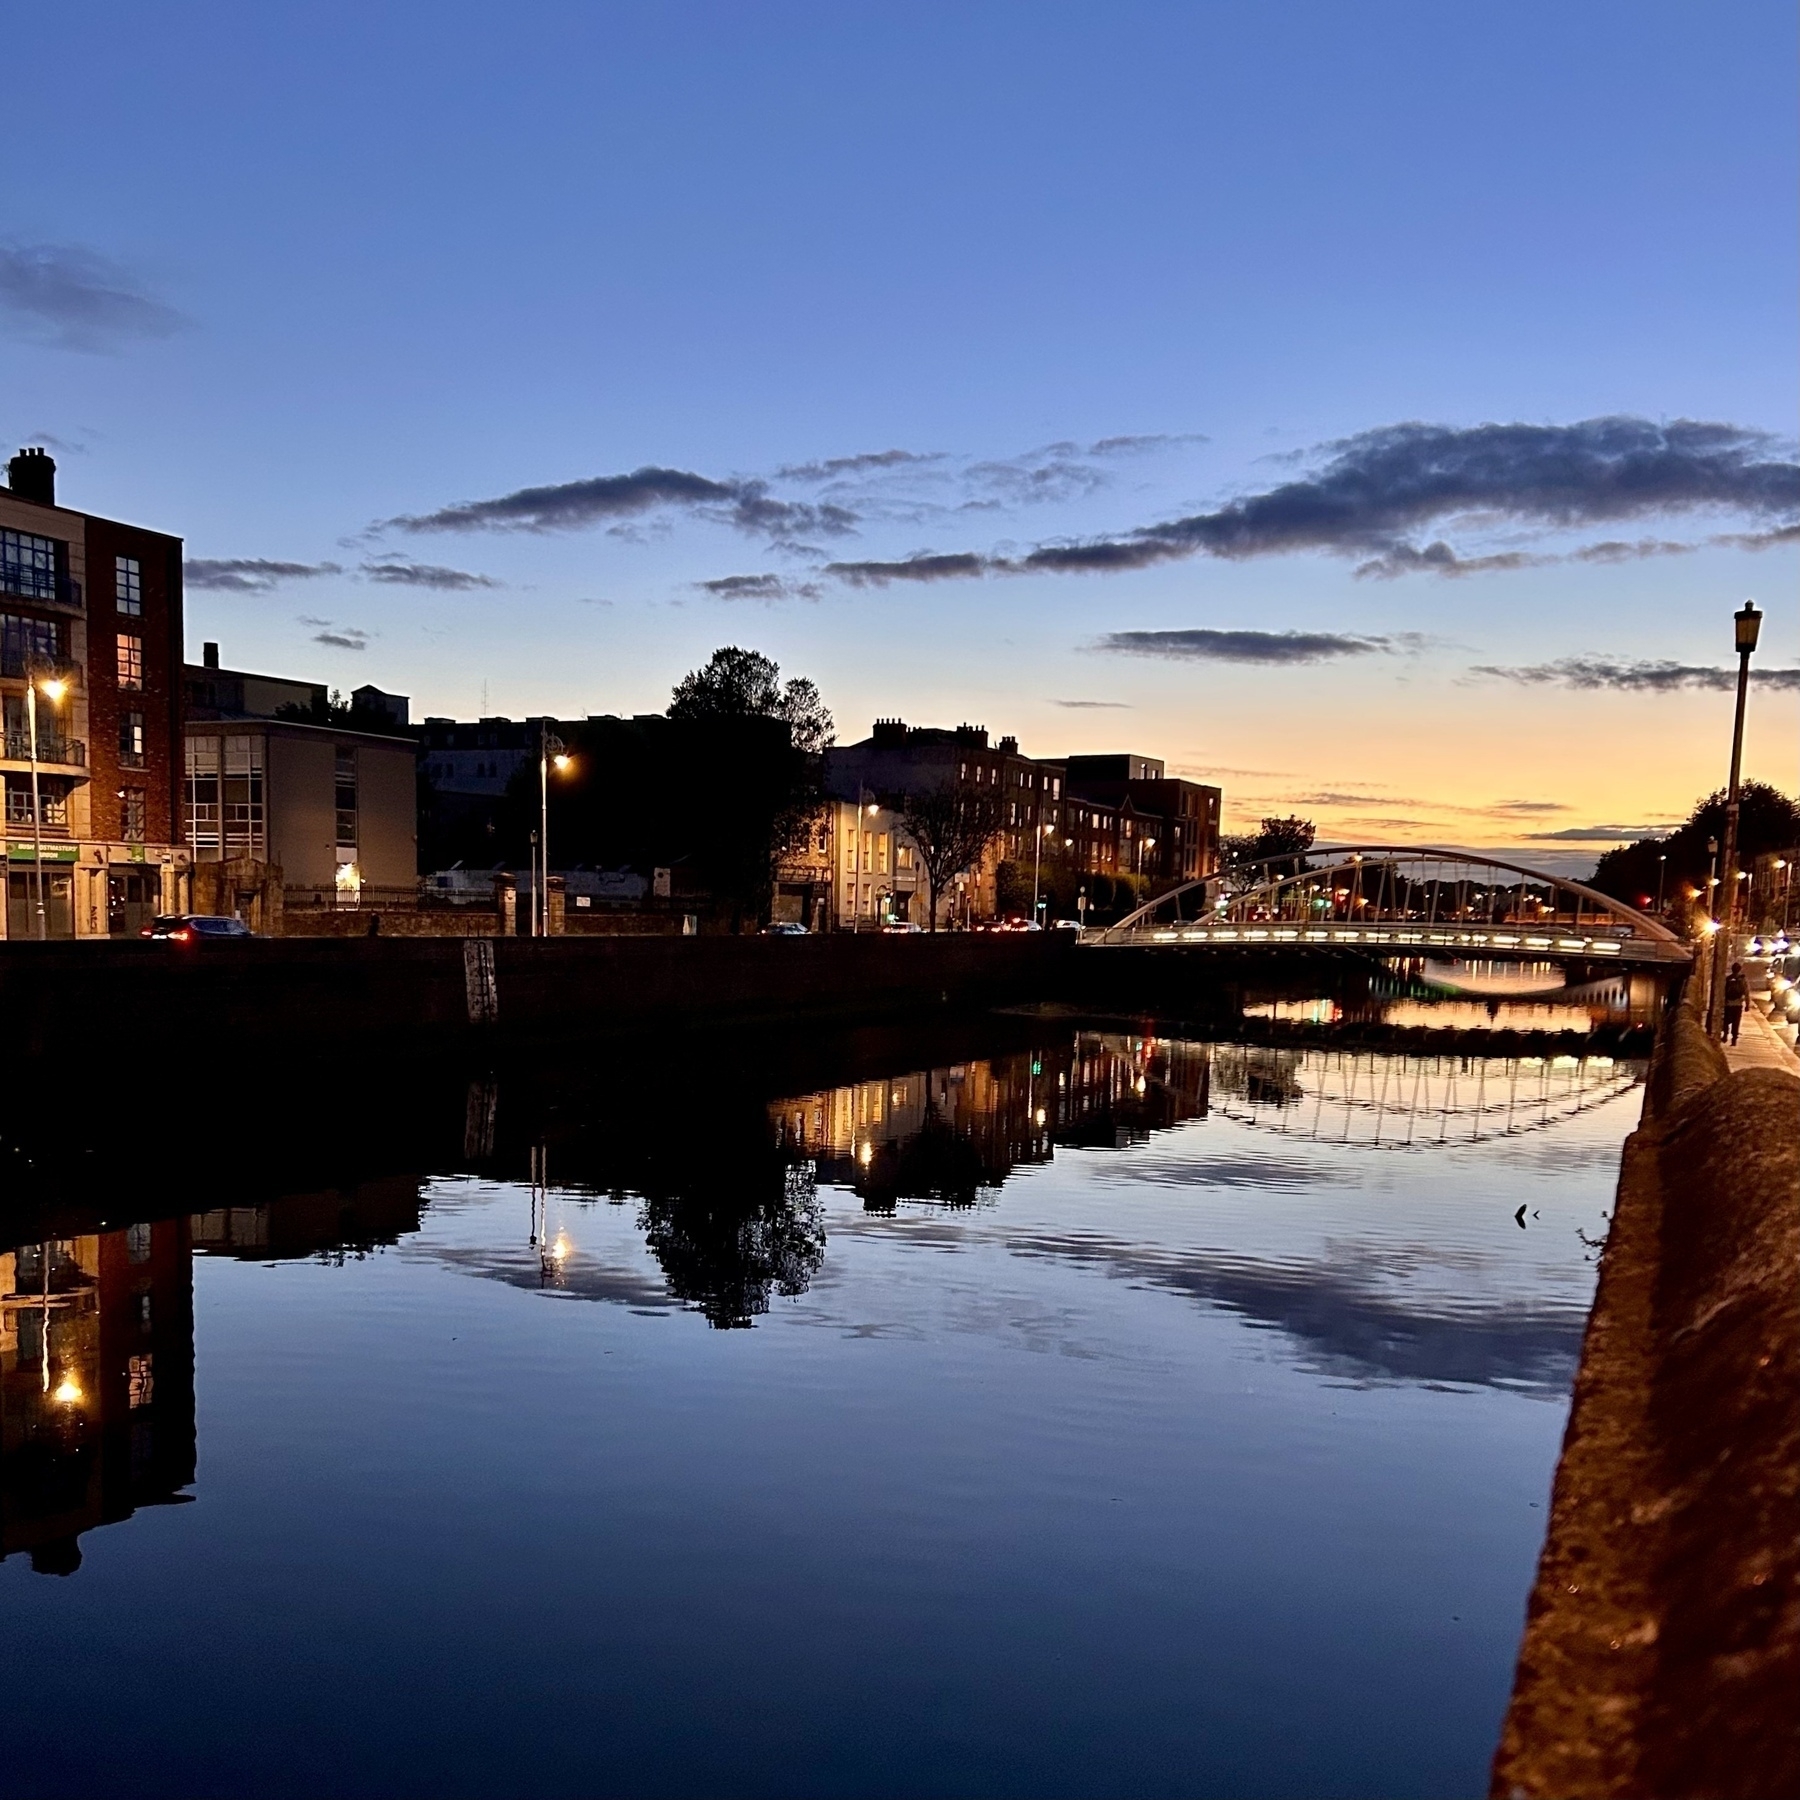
[3,1,1795,864]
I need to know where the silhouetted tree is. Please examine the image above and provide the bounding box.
[1591,782,1800,927]
[896,785,1005,930]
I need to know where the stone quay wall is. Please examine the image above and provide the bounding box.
[1491,997,1799,1800]
[0,931,1077,1058]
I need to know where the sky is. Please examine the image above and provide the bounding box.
[3,0,1795,873]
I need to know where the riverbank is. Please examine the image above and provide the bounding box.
[1491,1000,1799,1800]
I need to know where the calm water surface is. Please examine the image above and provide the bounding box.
[0,1023,1638,1798]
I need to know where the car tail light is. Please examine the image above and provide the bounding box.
[170,928,193,943]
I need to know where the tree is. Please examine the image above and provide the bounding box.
[1221,815,1316,875]
[668,645,834,757]
[895,784,1005,930]
[1591,781,1800,928]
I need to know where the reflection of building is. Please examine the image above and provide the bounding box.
[0,1221,195,1576]
[770,1033,1214,1207]
[191,1177,426,1260]
[1,447,191,937]
[184,642,418,921]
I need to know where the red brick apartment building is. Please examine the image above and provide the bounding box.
[0,449,189,938]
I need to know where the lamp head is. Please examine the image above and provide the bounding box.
[38,677,67,703]
[1734,600,1762,654]
[552,753,572,772]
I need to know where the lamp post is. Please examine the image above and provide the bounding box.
[1708,601,1761,1036]
[1655,852,1667,915]
[535,722,571,936]
[25,673,67,939]
[1032,820,1053,923]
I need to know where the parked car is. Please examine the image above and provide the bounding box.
[762,921,809,936]
[881,920,923,933]
[142,914,256,942]
[1050,918,1084,931]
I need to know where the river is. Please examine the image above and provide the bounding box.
[0,1005,1641,1798]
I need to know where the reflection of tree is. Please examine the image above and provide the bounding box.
[638,1164,825,1329]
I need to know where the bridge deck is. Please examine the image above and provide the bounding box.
[1082,920,1690,966]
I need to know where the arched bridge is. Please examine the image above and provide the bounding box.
[1083,847,1690,968]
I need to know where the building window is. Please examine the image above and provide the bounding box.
[115,555,143,616]
[117,633,144,689]
[0,611,62,678]
[0,528,64,604]
[335,747,358,847]
[185,739,220,860]
[127,1221,154,1264]
[128,1352,155,1409]
[223,736,265,859]
[876,833,890,874]
[119,710,146,767]
[120,786,147,842]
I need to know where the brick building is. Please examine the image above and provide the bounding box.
[0,448,189,938]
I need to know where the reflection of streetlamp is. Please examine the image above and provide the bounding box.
[1709,601,1761,1034]
[26,673,68,939]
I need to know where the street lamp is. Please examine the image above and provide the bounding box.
[1708,600,1761,1036]
[1032,821,1054,923]
[1655,852,1667,915]
[25,673,68,939]
[535,722,571,936]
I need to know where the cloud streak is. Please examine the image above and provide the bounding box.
[185,558,341,593]
[385,465,856,545]
[1094,628,1398,665]
[1473,657,1800,693]
[0,242,189,353]
[361,558,500,590]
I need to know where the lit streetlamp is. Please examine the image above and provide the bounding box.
[25,672,68,939]
[1708,602,1760,1036]
[534,721,572,936]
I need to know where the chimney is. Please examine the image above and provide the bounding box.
[203,642,220,669]
[6,447,55,505]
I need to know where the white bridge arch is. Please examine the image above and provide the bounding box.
[1084,846,1690,968]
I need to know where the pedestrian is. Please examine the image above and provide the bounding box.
[1722,960,1748,1046]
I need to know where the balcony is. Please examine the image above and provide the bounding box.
[2,732,87,769]
[0,565,82,610]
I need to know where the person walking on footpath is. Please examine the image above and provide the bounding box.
[1722,961,1749,1046]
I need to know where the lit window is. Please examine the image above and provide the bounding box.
[128,1353,154,1409]
[116,633,144,689]
[119,710,145,767]
[115,555,143,616]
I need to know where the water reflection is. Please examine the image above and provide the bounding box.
[1,1021,1644,1578]
[0,1223,194,1576]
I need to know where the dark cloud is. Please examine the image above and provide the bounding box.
[1354,541,1541,579]
[696,572,822,602]
[185,558,341,593]
[823,416,1800,587]
[312,628,368,651]
[361,558,500,591]
[1473,657,1800,693]
[386,465,855,543]
[776,449,942,482]
[1050,698,1133,709]
[1526,824,1671,842]
[1087,432,1210,455]
[1095,628,1394,665]
[0,241,189,353]
[825,551,997,586]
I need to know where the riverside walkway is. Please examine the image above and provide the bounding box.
[1726,995,1800,1077]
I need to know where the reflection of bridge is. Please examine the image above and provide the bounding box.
[1209,1043,1642,1147]
[1085,848,1690,968]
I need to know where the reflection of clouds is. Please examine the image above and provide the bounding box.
[416,1243,674,1312]
[1002,1230,1583,1393]
[1085,1152,1339,1192]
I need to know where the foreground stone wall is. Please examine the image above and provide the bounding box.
[1492,1000,1799,1800]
